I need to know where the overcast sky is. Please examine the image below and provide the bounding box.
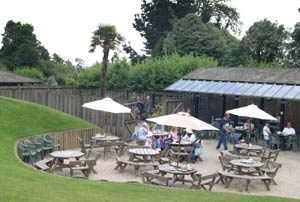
[0,0,299,66]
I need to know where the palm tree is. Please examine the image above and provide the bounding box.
[89,24,124,97]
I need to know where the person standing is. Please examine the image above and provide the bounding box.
[263,122,272,146]
[216,112,233,151]
[145,95,152,119]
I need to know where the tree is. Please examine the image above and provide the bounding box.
[163,14,238,63]
[238,19,289,65]
[195,0,240,33]
[286,22,300,67]
[122,42,147,65]
[133,0,240,55]
[52,53,64,64]
[133,0,175,56]
[0,20,48,70]
[89,24,124,97]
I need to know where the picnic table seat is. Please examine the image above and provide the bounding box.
[169,146,194,163]
[69,158,98,178]
[115,157,159,176]
[218,171,273,191]
[141,170,171,187]
[33,157,54,171]
[260,149,280,162]
[260,160,282,185]
[190,173,219,191]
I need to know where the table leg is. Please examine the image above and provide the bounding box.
[49,158,59,173]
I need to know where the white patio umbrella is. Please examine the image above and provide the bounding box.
[226,104,276,144]
[146,112,218,131]
[226,104,276,121]
[82,97,131,114]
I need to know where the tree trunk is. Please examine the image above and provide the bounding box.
[100,49,110,97]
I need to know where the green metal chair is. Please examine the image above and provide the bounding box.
[44,134,60,151]
[35,136,53,156]
[23,139,43,160]
[289,135,300,151]
[269,135,280,150]
[18,142,37,164]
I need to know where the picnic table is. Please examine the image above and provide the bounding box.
[115,148,160,176]
[49,150,84,173]
[234,143,263,157]
[230,159,264,175]
[128,148,160,163]
[91,135,120,159]
[158,164,197,186]
[91,134,120,142]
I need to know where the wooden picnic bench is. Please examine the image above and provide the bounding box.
[218,171,273,191]
[141,170,171,187]
[33,158,54,171]
[115,157,159,176]
[69,159,97,178]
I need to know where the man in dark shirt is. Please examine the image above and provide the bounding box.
[216,112,233,151]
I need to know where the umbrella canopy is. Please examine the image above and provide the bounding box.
[82,97,131,114]
[226,104,276,121]
[146,112,218,131]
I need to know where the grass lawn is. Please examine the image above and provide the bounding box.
[0,96,298,202]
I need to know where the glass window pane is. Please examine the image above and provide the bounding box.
[166,79,184,91]
[252,84,273,97]
[175,80,192,91]
[201,81,219,92]
[231,83,253,95]
[294,90,300,100]
[272,85,293,98]
[207,82,226,93]
[243,84,263,96]
[214,82,235,94]
[263,85,283,97]
[226,83,246,94]
[285,86,300,99]
[187,81,203,92]
[194,81,208,92]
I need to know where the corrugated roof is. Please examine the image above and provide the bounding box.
[165,79,300,101]
[0,70,41,84]
[183,67,300,85]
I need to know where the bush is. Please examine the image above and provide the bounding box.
[14,67,46,81]
[79,54,217,91]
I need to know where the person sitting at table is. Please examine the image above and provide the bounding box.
[168,127,179,141]
[263,121,272,146]
[137,122,148,141]
[183,128,196,143]
[144,131,156,149]
[282,122,295,149]
[239,119,254,143]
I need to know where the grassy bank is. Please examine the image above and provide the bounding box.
[0,96,297,202]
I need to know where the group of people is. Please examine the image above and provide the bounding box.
[216,112,298,151]
[137,123,197,149]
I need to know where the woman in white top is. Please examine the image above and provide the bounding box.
[183,128,196,143]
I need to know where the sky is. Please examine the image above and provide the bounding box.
[0,0,299,66]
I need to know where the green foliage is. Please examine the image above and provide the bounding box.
[80,54,217,91]
[133,0,240,55]
[163,14,239,66]
[14,67,46,81]
[89,24,124,97]
[0,97,297,202]
[238,19,289,65]
[40,60,78,85]
[286,22,300,67]
[0,20,49,70]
